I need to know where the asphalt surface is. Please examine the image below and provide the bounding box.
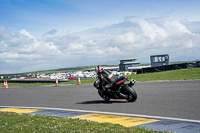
[0,80,200,120]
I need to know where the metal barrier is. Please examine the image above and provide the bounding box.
[0,77,95,83]
[140,62,199,74]
[0,80,63,83]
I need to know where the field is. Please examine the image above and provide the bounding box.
[127,67,200,82]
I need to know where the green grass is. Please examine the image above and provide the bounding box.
[0,112,166,133]
[62,78,95,85]
[127,67,200,82]
[0,83,55,87]
[64,67,200,83]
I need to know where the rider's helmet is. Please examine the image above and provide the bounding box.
[95,65,103,75]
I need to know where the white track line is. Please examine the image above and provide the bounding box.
[1,106,200,123]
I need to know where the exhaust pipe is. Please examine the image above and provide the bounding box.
[128,79,136,88]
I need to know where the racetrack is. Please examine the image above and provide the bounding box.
[0,80,200,120]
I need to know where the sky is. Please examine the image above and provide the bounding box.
[0,0,200,74]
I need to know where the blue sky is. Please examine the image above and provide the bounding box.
[2,1,141,35]
[0,0,200,73]
[2,0,200,36]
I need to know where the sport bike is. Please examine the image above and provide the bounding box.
[93,76,137,102]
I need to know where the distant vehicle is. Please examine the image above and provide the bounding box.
[112,71,123,76]
[68,76,77,80]
[83,72,96,78]
[61,79,69,81]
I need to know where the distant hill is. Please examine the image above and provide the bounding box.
[26,65,118,74]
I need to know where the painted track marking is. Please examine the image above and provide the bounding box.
[71,113,160,127]
[1,106,200,123]
[0,106,200,132]
[0,108,42,113]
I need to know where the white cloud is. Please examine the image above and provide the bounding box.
[20,29,36,40]
[163,20,192,35]
[117,32,137,44]
[43,29,57,36]
[0,17,200,73]
[128,17,168,40]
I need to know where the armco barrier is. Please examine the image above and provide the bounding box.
[141,62,199,74]
[0,80,62,83]
[0,77,95,83]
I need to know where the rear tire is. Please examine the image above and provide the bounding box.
[122,86,137,102]
[98,90,110,102]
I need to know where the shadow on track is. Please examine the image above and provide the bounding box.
[77,100,128,104]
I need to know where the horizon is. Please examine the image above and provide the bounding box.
[0,59,197,75]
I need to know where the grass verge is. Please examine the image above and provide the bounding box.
[0,112,166,133]
[0,83,55,87]
[127,67,200,82]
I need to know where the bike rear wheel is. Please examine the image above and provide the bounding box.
[122,86,137,102]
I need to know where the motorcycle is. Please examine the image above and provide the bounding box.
[93,75,137,102]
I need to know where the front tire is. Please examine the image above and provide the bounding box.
[98,90,110,102]
[122,86,137,102]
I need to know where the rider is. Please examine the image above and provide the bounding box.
[96,65,118,91]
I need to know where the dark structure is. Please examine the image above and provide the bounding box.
[119,59,140,71]
[141,62,199,73]
[150,54,169,67]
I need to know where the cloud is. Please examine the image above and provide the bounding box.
[43,29,57,36]
[0,17,200,73]
[20,29,36,39]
